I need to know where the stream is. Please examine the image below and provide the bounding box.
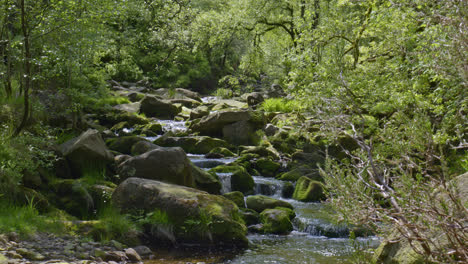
[145,154,380,264]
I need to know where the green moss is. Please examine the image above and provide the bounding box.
[0,200,70,237]
[209,147,236,157]
[274,207,296,220]
[223,191,245,208]
[255,158,281,177]
[260,208,293,234]
[292,176,326,202]
[246,195,293,213]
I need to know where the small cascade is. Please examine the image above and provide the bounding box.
[217,173,233,194]
[201,96,218,103]
[293,217,350,238]
[252,176,285,197]
[187,154,238,170]
[158,120,188,134]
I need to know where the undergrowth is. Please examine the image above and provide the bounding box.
[260,98,302,113]
[0,198,68,237]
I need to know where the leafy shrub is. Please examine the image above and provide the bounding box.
[260,98,303,113]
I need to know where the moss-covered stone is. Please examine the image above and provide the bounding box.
[106,136,148,155]
[117,147,195,188]
[260,208,293,234]
[240,146,280,160]
[277,165,322,182]
[209,147,236,157]
[112,178,248,247]
[140,123,163,136]
[255,158,281,177]
[191,165,222,194]
[274,206,296,220]
[292,176,326,202]
[240,208,260,226]
[223,191,245,208]
[155,136,230,154]
[245,195,293,213]
[281,181,294,198]
[209,165,254,194]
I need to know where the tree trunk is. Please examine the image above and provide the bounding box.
[13,0,30,136]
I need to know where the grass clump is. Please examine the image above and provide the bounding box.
[0,199,68,237]
[91,205,140,243]
[260,98,303,113]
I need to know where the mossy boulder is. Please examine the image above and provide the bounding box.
[240,208,260,226]
[260,208,293,234]
[112,178,248,247]
[223,191,245,208]
[277,165,322,182]
[139,123,163,136]
[106,136,148,155]
[118,147,221,193]
[210,165,254,194]
[59,129,114,177]
[246,195,293,213]
[292,176,326,202]
[209,147,236,157]
[240,146,280,160]
[97,112,149,128]
[191,165,222,194]
[290,151,325,169]
[155,136,230,154]
[255,158,281,177]
[281,181,295,198]
[117,147,195,188]
[190,110,265,139]
[140,95,180,119]
[190,105,210,119]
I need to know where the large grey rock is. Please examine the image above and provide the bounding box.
[190,110,265,141]
[222,120,257,145]
[59,129,114,176]
[113,102,141,114]
[118,147,195,188]
[112,178,247,247]
[140,96,180,119]
[118,147,221,193]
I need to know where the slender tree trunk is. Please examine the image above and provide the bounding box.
[13,0,30,136]
[1,0,12,98]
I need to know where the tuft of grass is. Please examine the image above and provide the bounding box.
[91,205,140,242]
[0,199,68,237]
[260,98,303,113]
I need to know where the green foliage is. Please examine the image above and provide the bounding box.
[213,88,233,99]
[0,124,56,200]
[181,208,213,241]
[0,199,67,237]
[260,98,303,113]
[133,209,175,243]
[93,206,140,242]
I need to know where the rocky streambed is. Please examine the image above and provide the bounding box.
[2,82,380,263]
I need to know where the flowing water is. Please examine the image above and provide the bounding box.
[145,158,380,263]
